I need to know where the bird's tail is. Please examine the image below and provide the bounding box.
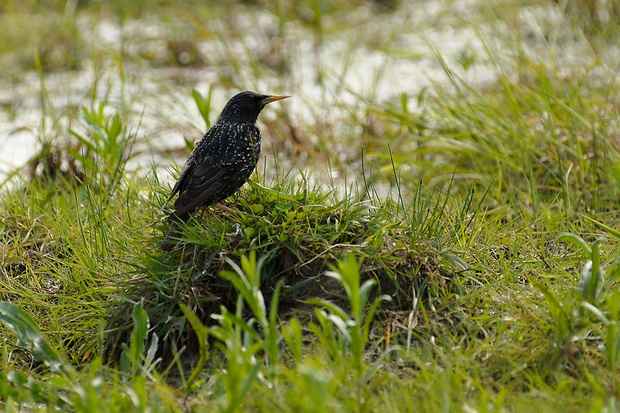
[161,216,186,251]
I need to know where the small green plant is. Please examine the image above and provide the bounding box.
[0,301,73,377]
[533,232,620,378]
[119,300,160,378]
[179,252,396,410]
[306,254,394,379]
[559,234,608,304]
[182,251,281,411]
[0,301,176,411]
[70,103,137,193]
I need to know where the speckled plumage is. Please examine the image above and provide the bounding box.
[161,91,289,250]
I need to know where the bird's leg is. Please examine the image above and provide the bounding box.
[215,203,241,216]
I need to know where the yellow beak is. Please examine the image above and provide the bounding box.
[261,95,290,105]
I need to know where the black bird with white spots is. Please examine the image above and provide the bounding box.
[161,90,289,250]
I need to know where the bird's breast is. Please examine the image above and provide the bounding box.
[231,123,261,164]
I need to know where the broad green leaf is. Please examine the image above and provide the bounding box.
[0,302,72,377]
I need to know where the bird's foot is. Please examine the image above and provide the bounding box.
[215,203,241,216]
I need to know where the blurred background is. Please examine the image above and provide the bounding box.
[0,0,618,198]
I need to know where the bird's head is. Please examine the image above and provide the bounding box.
[218,91,289,124]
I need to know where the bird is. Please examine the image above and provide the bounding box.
[161,91,289,250]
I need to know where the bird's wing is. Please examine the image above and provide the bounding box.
[164,126,221,205]
[171,156,245,218]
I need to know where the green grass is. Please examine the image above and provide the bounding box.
[1,0,620,411]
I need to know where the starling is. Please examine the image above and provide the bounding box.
[161,91,289,250]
